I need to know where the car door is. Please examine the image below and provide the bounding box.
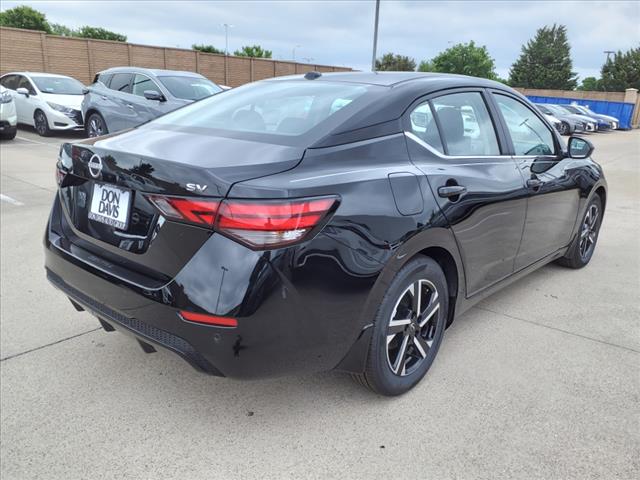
[404,89,527,296]
[13,75,38,124]
[101,72,136,132]
[490,92,581,270]
[129,73,174,123]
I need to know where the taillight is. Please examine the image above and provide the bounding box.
[146,195,220,227]
[179,310,237,328]
[146,195,338,249]
[216,197,337,248]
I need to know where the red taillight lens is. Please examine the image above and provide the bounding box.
[146,195,220,227]
[179,310,237,328]
[146,194,337,249]
[216,197,337,248]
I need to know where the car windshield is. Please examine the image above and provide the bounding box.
[152,80,370,138]
[548,105,572,115]
[157,76,222,100]
[536,104,552,115]
[31,76,84,95]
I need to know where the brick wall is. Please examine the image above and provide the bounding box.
[0,26,352,87]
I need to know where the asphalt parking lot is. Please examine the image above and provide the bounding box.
[1,127,638,479]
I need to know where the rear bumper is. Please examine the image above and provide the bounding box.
[44,194,377,378]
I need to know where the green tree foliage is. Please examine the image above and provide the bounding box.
[577,76,602,91]
[233,45,272,58]
[509,24,578,89]
[420,41,497,79]
[600,47,640,91]
[0,5,51,32]
[192,44,225,55]
[50,23,74,36]
[74,26,126,42]
[375,53,416,71]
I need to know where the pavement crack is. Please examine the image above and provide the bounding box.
[0,327,102,362]
[474,306,640,355]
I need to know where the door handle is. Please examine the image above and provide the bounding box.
[126,104,134,109]
[526,178,543,190]
[100,95,108,100]
[438,185,467,198]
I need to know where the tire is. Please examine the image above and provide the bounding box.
[0,125,17,140]
[86,112,108,138]
[352,256,448,396]
[557,195,603,269]
[34,110,51,137]
[559,122,570,136]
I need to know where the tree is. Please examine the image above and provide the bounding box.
[192,44,225,55]
[375,53,416,71]
[0,5,51,32]
[74,26,126,42]
[577,76,602,91]
[600,47,640,91]
[509,24,578,90]
[50,23,74,36]
[233,45,272,58]
[421,41,497,79]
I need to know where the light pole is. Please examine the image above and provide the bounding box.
[603,50,614,62]
[371,0,380,71]
[221,23,234,55]
[292,44,301,62]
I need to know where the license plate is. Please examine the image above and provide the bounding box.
[88,183,131,230]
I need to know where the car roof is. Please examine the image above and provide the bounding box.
[2,72,76,79]
[99,66,206,78]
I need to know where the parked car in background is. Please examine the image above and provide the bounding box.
[46,72,606,396]
[560,104,611,131]
[536,103,587,135]
[0,72,85,136]
[0,86,18,140]
[532,105,562,133]
[546,104,597,134]
[82,67,223,137]
[569,104,620,130]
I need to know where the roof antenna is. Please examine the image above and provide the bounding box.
[304,71,322,80]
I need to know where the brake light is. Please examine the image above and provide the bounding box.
[146,195,219,227]
[146,195,337,249]
[216,197,337,248]
[179,310,237,328]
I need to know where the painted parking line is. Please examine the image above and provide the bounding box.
[15,135,62,146]
[0,193,25,206]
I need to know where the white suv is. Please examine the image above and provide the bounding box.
[0,72,86,136]
[0,86,17,140]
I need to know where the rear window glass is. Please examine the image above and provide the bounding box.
[31,76,84,95]
[152,80,370,137]
[109,73,132,93]
[157,76,222,101]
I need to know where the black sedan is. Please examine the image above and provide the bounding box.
[45,72,606,395]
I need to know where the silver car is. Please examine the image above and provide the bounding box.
[82,67,222,137]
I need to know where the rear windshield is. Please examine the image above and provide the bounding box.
[152,80,370,139]
[157,76,222,100]
[31,76,84,95]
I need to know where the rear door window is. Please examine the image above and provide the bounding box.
[109,73,133,93]
[408,101,444,154]
[431,92,500,156]
[97,73,113,86]
[0,75,19,90]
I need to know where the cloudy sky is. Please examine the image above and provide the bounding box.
[2,1,639,80]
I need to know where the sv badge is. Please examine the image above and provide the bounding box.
[186,183,208,193]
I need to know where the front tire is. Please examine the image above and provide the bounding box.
[34,110,51,137]
[353,256,448,396]
[86,112,108,138]
[557,195,603,269]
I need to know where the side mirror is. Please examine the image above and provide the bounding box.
[143,90,165,102]
[16,87,29,97]
[567,136,594,159]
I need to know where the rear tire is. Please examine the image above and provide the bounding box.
[34,110,51,137]
[352,256,448,396]
[86,112,108,138]
[557,195,603,269]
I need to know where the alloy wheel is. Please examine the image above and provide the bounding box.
[386,279,440,377]
[579,204,599,260]
[34,112,48,135]
[88,115,105,137]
